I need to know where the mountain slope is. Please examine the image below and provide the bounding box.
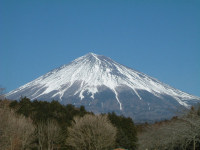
[6,53,200,122]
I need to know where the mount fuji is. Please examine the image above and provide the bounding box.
[6,53,200,122]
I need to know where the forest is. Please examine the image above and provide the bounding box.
[0,97,137,150]
[1,96,200,150]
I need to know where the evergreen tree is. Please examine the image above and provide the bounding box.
[108,112,138,150]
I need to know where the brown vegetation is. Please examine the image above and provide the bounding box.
[0,100,35,150]
[66,114,117,150]
[138,107,200,150]
[1,98,137,150]
[36,120,62,150]
[0,87,5,99]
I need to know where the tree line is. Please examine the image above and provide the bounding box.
[0,97,137,150]
[1,95,200,150]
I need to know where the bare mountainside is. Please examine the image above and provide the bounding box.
[6,53,200,122]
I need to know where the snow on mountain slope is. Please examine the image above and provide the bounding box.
[6,53,200,122]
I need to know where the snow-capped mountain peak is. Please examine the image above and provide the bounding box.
[6,53,200,122]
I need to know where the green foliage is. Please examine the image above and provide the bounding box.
[197,104,200,116]
[9,97,89,149]
[8,98,138,150]
[108,112,138,150]
[9,97,88,125]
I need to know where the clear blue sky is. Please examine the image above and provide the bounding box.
[0,0,200,97]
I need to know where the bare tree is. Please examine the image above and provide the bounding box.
[36,122,47,150]
[66,114,117,150]
[0,101,35,150]
[18,116,35,149]
[0,87,5,99]
[138,112,200,150]
[178,114,200,150]
[36,120,62,150]
[46,120,62,150]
